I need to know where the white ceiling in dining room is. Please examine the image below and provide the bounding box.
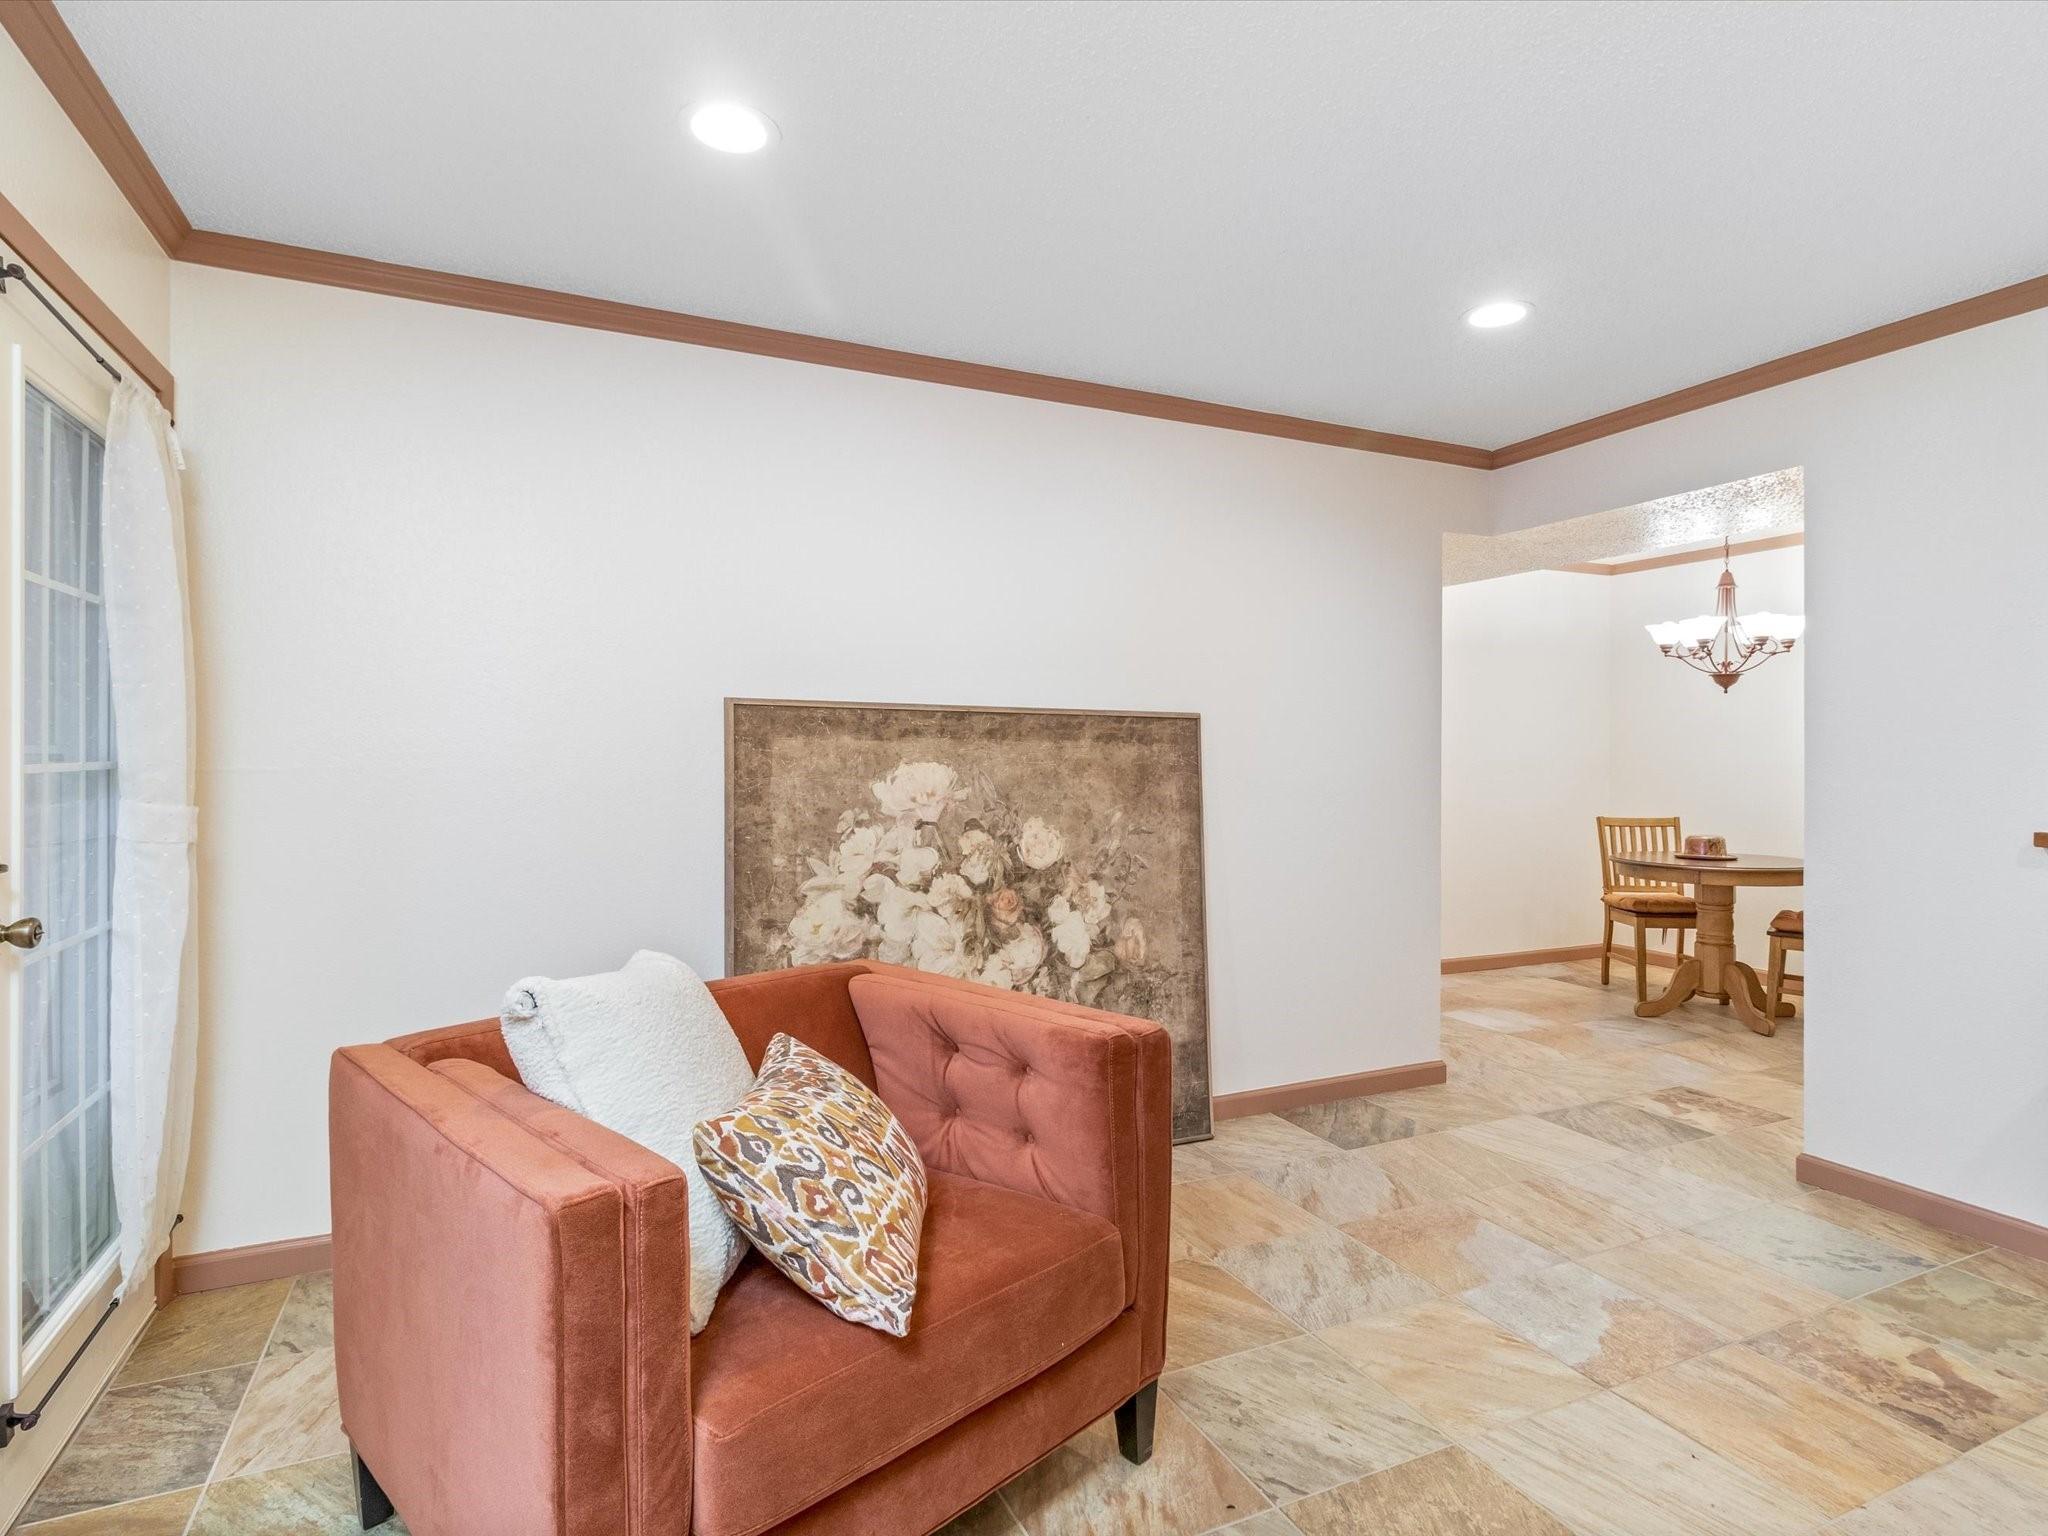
[55,0,2048,448]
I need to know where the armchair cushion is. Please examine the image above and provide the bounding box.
[694,1033,928,1336]
[499,949,756,1332]
[688,1169,1124,1536]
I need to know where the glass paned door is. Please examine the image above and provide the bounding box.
[15,384,114,1352]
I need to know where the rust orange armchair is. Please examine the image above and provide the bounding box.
[328,961,1173,1536]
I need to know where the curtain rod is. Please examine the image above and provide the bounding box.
[0,261,123,384]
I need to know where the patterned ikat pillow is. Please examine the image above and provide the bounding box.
[692,1033,928,1335]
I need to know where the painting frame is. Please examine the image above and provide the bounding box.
[724,696,1214,1142]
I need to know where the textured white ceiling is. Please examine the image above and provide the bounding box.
[1443,469,1804,585]
[57,0,2048,446]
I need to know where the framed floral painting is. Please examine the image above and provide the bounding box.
[726,698,1213,1141]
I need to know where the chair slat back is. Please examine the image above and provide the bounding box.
[1597,816,1685,894]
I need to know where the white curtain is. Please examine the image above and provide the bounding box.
[100,378,198,1296]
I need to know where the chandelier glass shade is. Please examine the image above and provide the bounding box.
[1645,540,1806,691]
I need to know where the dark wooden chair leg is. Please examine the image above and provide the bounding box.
[1115,1381,1157,1465]
[354,1444,395,1529]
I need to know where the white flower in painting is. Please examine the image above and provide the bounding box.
[893,842,941,889]
[872,761,961,825]
[980,923,1049,990]
[1076,879,1112,927]
[1017,817,1065,871]
[1049,904,1092,968]
[877,936,913,966]
[910,910,971,978]
[873,880,928,948]
[803,823,886,900]
[974,921,1048,991]
[877,822,941,888]
[787,892,875,965]
[1005,923,1047,977]
[958,828,999,887]
[926,872,973,914]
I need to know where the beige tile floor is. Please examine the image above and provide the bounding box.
[17,960,2048,1534]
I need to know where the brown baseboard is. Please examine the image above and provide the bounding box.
[1796,1154,2048,1262]
[1442,944,1683,974]
[1443,944,1600,973]
[172,1235,333,1296]
[1213,1060,1448,1120]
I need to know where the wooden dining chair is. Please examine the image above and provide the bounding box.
[1597,816,1699,1004]
[1767,909,1803,1021]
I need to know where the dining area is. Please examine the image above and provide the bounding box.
[1597,817,1803,1036]
[1441,516,1807,1020]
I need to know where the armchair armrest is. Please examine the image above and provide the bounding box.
[329,1045,693,1536]
[848,967,1173,1379]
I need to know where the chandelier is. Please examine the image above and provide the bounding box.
[1644,540,1806,691]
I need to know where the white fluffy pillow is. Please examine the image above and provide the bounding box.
[500,950,755,1333]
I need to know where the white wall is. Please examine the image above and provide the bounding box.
[169,262,1487,1252]
[0,34,170,359]
[1441,572,1610,957]
[1488,309,2048,1228]
[1442,547,1805,963]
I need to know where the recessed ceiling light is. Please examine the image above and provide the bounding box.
[687,101,776,154]
[1465,299,1531,329]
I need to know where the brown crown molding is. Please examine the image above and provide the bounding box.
[174,230,1495,465]
[1552,531,1804,577]
[0,187,175,411]
[169,227,2048,479]
[1,0,191,252]
[18,2,2048,466]
[183,236,2045,475]
[1493,272,2048,467]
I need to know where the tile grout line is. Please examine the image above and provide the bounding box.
[1170,1402,1286,1535]
[13,1481,209,1534]
[10,1281,216,1533]
[175,1275,300,1536]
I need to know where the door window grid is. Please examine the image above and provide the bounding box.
[19,385,115,1344]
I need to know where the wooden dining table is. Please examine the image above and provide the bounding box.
[1610,851,1803,1036]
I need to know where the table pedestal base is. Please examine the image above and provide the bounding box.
[1633,883,1794,1035]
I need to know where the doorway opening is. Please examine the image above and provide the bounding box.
[1440,470,1806,1020]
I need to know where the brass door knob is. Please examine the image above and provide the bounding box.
[1,918,43,950]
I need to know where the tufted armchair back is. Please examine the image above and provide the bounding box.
[849,970,1145,1308]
